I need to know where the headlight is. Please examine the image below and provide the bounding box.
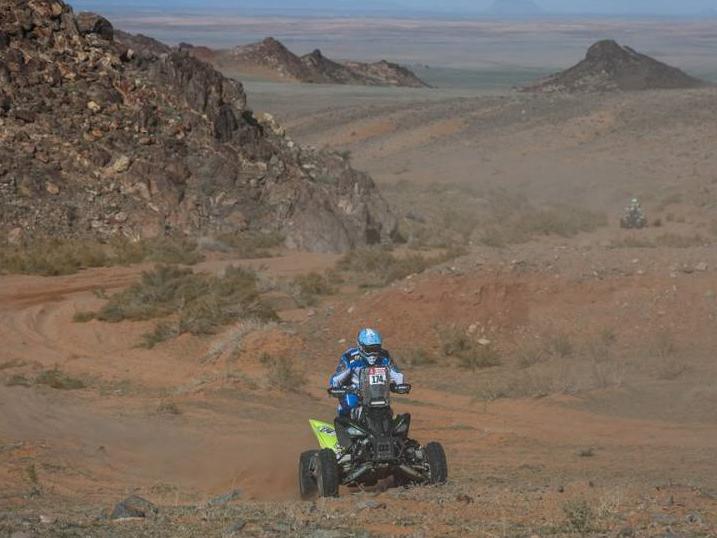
[394,423,408,435]
[346,426,366,437]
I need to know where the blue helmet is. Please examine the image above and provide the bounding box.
[357,328,383,362]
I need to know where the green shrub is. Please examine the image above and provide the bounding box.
[73,311,96,323]
[0,359,26,370]
[93,265,277,346]
[6,374,31,387]
[438,326,473,357]
[0,239,108,276]
[458,345,501,371]
[0,237,204,276]
[563,500,594,534]
[336,247,464,287]
[141,321,179,349]
[35,369,85,390]
[402,348,437,367]
[157,400,181,415]
[291,272,335,307]
[438,325,500,370]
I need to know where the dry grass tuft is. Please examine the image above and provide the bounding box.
[214,231,285,258]
[438,325,501,370]
[0,236,203,276]
[336,247,464,287]
[86,265,276,347]
[291,272,335,307]
[562,500,595,534]
[401,348,437,367]
[654,233,706,248]
[260,353,306,392]
[35,369,85,390]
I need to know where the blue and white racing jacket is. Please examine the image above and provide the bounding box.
[329,347,405,389]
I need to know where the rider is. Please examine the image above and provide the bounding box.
[627,198,643,216]
[329,328,405,418]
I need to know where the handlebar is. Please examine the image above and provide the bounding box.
[328,384,412,398]
[391,383,412,395]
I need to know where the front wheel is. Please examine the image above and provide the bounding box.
[299,450,318,499]
[424,442,448,484]
[316,448,340,497]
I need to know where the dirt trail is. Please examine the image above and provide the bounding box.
[0,252,341,502]
[2,247,717,537]
[3,252,714,501]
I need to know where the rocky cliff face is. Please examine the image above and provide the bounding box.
[525,40,706,93]
[0,1,398,251]
[214,37,428,88]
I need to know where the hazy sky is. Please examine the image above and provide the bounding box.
[73,0,717,16]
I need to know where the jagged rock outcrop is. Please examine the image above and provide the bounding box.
[342,59,428,89]
[524,40,706,93]
[196,37,428,88]
[0,0,398,251]
[300,49,365,85]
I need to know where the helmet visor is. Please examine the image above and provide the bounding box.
[361,344,382,357]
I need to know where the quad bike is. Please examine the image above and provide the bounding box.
[620,209,647,229]
[298,366,448,498]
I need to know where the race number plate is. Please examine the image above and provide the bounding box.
[368,367,387,385]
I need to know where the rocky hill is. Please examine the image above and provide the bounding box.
[0,1,398,251]
[524,40,706,93]
[197,37,428,88]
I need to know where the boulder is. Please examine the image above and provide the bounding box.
[111,155,132,174]
[76,12,113,41]
[110,496,158,520]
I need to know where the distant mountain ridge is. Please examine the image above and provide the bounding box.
[184,38,429,88]
[72,0,717,17]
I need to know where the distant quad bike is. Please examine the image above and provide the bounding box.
[620,209,647,229]
[299,367,448,498]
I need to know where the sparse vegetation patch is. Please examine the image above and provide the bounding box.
[438,325,501,371]
[85,265,276,347]
[214,231,285,258]
[291,272,336,306]
[260,353,306,392]
[336,247,464,287]
[34,369,85,390]
[0,237,203,276]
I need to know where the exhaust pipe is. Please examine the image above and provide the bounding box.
[397,464,424,481]
[344,463,372,484]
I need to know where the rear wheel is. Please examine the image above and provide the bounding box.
[424,442,448,484]
[299,450,318,499]
[316,448,340,498]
